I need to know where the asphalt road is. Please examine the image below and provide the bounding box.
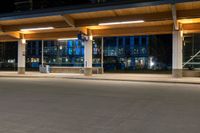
[0,78,200,133]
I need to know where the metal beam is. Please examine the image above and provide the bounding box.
[172,4,179,30]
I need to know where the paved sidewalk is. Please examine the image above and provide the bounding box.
[0,71,199,84]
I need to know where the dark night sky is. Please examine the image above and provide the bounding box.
[0,0,161,14]
[0,0,92,14]
[0,1,14,13]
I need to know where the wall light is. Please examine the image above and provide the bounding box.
[99,20,144,26]
[22,39,26,44]
[20,27,54,31]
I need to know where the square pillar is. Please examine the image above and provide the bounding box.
[172,30,183,78]
[101,37,104,74]
[84,36,93,76]
[18,39,26,74]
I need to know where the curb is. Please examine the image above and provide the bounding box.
[0,75,199,85]
[61,77,200,85]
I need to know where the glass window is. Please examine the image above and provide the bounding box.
[43,40,84,67]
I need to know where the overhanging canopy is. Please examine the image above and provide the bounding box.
[0,0,200,41]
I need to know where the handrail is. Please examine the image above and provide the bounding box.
[183,50,200,67]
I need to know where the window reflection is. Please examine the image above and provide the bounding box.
[43,40,84,67]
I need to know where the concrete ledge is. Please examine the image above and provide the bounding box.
[50,67,103,74]
[84,68,92,76]
[92,68,104,74]
[18,67,25,74]
[50,67,82,73]
[183,70,200,77]
[172,69,182,78]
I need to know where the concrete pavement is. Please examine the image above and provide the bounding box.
[0,78,200,133]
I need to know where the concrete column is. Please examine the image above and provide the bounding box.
[101,37,104,74]
[172,30,183,78]
[84,36,93,76]
[18,39,26,74]
[41,40,44,67]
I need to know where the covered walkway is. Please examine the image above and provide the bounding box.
[0,0,200,78]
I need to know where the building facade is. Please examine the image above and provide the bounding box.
[0,0,199,77]
[0,35,173,73]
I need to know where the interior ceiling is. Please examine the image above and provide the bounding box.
[0,16,64,25]
[0,0,200,39]
[87,20,173,30]
[70,4,171,20]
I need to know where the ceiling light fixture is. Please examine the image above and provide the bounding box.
[58,38,78,41]
[99,20,144,26]
[20,27,54,31]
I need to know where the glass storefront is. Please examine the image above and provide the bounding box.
[26,41,42,70]
[0,42,18,71]
[148,35,172,71]
[102,36,149,71]
[43,40,84,67]
[93,38,102,67]
[0,34,172,72]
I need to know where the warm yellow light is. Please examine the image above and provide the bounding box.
[22,39,26,44]
[89,35,93,40]
[178,18,200,24]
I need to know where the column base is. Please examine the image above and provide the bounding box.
[84,68,92,76]
[18,67,25,74]
[172,69,182,78]
[100,68,104,74]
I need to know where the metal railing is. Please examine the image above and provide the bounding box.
[183,50,200,67]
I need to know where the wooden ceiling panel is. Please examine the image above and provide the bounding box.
[21,27,78,34]
[70,10,116,20]
[24,31,79,40]
[114,4,171,16]
[70,4,171,20]
[92,24,173,37]
[176,1,200,10]
[0,16,64,26]
[87,20,173,30]
[179,18,200,24]
[0,35,17,42]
